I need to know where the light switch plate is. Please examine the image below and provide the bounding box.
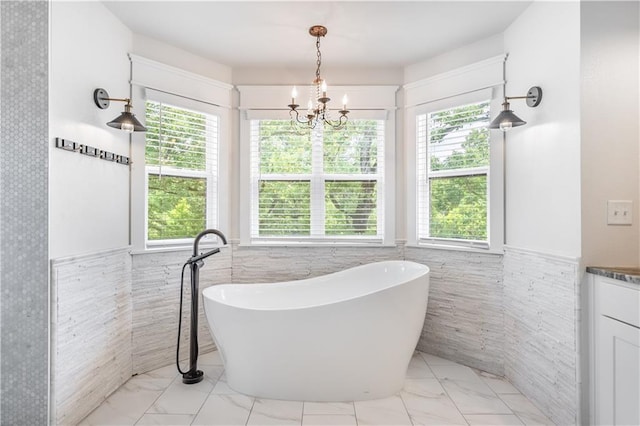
[607,200,633,225]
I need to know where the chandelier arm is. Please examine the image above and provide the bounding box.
[289,109,312,125]
[322,113,348,130]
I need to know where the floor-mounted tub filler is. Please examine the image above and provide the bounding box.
[202,260,430,401]
[176,229,227,384]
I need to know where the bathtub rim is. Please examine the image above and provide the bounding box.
[202,260,429,312]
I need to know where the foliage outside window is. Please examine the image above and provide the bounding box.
[417,101,490,245]
[251,119,384,242]
[145,100,219,243]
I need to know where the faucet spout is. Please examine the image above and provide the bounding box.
[193,229,227,257]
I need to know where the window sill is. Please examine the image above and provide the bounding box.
[406,241,504,255]
[130,243,227,256]
[240,239,397,249]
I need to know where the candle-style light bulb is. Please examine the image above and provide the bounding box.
[342,94,348,110]
[291,86,298,105]
[321,80,327,97]
[307,99,313,113]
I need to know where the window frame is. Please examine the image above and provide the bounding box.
[417,98,492,248]
[404,57,505,253]
[238,85,398,247]
[143,96,223,248]
[248,119,386,243]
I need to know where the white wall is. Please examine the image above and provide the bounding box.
[50,1,133,258]
[503,1,581,258]
[581,1,640,267]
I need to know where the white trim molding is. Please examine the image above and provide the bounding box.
[237,85,399,111]
[130,54,233,108]
[404,54,506,107]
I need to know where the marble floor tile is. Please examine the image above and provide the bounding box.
[401,379,467,425]
[79,379,166,426]
[302,414,357,425]
[200,364,225,384]
[476,370,521,395]
[147,375,214,414]
[432,365,512,415]
[430,364,485,382]
[79,351,556,426]
[440,378,512,415]
[211,371,239,395]
[192,393,254,425]
[464,414,525,425]
[133,364,180,384]
[247,398,303,425]
[303,401,355,415]
[199,350,224,366]
[499,394,555,425]
[135,413,195,425]
[354,395,412,426]
[406,352,435,379]
[420,352,460,366]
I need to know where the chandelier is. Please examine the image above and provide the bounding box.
[288,25,349,130]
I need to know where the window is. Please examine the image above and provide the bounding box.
[144,100,219,245]
[249,119,385,243]
[417,100,491,247]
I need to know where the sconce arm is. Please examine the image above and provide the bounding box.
[93,88,132,109]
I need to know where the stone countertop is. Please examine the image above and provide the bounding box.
[587,266,640,285]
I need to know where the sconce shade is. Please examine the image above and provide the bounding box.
[488,108,526,130]
[488,86,542,132]
[107,109,147,133]
[94,87,147,132]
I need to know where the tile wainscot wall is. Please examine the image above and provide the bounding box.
[51,242,582,424]
[51,248,133,426]
[503,246,582,425]
[131,248,232,374]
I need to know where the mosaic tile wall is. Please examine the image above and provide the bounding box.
[0,1,49,424]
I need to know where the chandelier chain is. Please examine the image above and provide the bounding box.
[315,36,322,82]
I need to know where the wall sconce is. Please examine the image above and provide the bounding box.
[488,86,542,132]
[93,88,147,133]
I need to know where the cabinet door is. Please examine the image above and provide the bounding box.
[596,315,640,425]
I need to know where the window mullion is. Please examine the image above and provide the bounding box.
[250,120,260,239]
[310,125,325,237]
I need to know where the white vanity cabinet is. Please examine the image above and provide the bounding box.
[590,272,640,426]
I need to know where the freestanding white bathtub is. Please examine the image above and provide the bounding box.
[202,260,430,401]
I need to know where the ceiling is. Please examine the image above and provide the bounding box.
[103,1,531,69]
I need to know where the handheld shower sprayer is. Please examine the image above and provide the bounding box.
[177,229,227,384]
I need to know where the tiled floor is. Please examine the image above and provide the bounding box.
[80,351,554,426]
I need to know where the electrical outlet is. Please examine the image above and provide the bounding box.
[607,200,633,225]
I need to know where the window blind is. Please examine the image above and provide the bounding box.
[145,100,219,241]
[250,119,385,241]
